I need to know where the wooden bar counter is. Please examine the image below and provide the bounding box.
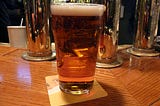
[0,45,160,106]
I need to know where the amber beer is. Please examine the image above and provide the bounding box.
[51,3,105,94]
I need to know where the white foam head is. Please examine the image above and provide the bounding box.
[51,3,106,16]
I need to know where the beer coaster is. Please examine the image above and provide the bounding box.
[45,75,108,106]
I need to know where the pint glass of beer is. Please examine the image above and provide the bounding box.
[22,0,54,61]
[51,0,105,94]
[127,0,160,57]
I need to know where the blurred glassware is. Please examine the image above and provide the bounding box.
[22,0,56,61]
[127,0,160,57]
[96,0,122,68]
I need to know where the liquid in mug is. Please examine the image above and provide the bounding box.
[51,3,105,94]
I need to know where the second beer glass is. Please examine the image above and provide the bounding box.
[96,0,122,68]
[51,0,105,94]
[22,0,55,61]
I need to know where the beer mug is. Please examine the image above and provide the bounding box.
[51,0,105,94]
[127,0,160,57]
[96,0,122,68]
[22,0,55,61]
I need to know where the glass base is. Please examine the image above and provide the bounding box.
[21,51,56,61]
[96,56,123,68]
[59,81,93,95]
[127,48,160,57]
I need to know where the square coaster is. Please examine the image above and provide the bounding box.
[45,75,108,106]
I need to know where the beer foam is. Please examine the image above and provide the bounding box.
[51,3,105,16]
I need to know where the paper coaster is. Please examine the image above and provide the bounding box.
[45,75,108,106]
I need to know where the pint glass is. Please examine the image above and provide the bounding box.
[51,0,105,94]
[22,0,54,61]
[96,0,122,68]
[128,0,160,56]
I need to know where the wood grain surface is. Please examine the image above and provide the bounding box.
[0,46,160,106]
